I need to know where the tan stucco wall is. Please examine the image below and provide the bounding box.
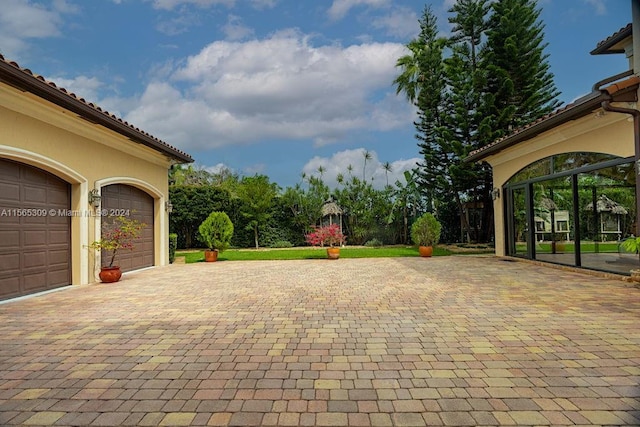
[0,83,173,285]
[483,110,635,256]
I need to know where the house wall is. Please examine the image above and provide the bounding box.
[0,83,172,285]
[483,110,635,256]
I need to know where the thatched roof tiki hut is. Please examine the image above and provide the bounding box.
[584,194,629,241]
[321,199,343,234]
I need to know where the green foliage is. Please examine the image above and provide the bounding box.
[237,175,279,248]
[270,240,294,248]
[365,238,383,247]
[411,213,442,247]
[394,0,559,243]
[198,211,234,252]
[169,233,177,263]
[169,185,232,248]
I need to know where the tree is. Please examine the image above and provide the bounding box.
[237,175,279,248]
[169,185,232,248]
[281,176,329,241]
[394,0,559,242]
[483,0,561,139]
[362,150,372,181]
[382,162,393,188]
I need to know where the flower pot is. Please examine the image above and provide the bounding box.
[204,249,219,262]
[418,246,433,257]
[99,266,122,283]
[327,247,340,259]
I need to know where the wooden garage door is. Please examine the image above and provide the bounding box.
[101,184,154,272]
[0,159,71,300]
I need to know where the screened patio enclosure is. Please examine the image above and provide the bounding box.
[504,152,637,275]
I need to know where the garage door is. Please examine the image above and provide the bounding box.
[101,184,154,272]
[0,159,71,300]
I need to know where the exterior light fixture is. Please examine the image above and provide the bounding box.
[165,200,173,213]
[491,187,501,200]
[88,189,101,208]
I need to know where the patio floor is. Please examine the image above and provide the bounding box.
[0,256,639,426]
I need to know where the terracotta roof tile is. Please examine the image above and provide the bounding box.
[591,23,632,55]
[466,75,640,162]
[0,54,192,163]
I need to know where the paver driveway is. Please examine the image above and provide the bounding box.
[0,256,639,426]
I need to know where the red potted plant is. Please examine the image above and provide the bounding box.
[89,216,145,282]
[305,224,345,259]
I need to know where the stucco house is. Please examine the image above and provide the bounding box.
[0,54,193,300]
[467,16,640,275]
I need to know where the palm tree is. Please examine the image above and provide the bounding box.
[382,161,393,187]
[393,38,425,104]
[362,150,372,181]
[346,164,354,177]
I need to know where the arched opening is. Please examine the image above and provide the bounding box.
[503,152,637,274]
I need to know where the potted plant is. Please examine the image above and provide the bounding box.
[411,213,441,257]
[305,224,345,259]
[198,211,234,262]
[88,216,145,283]
[621,235,640,281]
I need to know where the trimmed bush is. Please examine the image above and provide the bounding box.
[270,240,293,248]
[411,213,442,247]
[198,211,234,252]
[364,238,383,247]
[169,233,178,263]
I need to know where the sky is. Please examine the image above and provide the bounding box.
[0,0,634,189]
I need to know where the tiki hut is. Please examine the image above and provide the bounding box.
[321,199,343,233]
[584,194,628,241]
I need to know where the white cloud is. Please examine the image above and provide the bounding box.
[583,0,606,15]
[148,0,234,10]
[0,0,76,59]
[124,30,411,150]
[302,148,420,189]
[251,0,277,9]
[328,0,390,21]
[221,14,254,40]
[371,6,419,39]
[45,75,104,103]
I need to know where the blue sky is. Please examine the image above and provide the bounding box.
[0,0,633,189]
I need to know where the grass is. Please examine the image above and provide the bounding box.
[176,245,454,263]
[518,241,623,254]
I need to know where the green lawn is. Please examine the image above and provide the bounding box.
[176,245,453,263]
[518,241,623,254]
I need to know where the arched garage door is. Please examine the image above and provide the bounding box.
[101,184,154,272]
[0,159,71,300]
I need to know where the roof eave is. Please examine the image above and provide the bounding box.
[590,24,632,55]
[0,60,193,164]
[464,91,607,163]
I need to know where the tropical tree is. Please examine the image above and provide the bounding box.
[394,0,560,243]
[237,174,279,248]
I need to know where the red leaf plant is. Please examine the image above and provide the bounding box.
[305,224,345,248]
[89,216,145,267]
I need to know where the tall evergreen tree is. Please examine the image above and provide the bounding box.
[483,0,561,141]
[394,0,559,243]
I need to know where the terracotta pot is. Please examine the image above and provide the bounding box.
[99,266,122,283]
[418,246,433,257]
[327,247,340,259]
[204,249,219,262]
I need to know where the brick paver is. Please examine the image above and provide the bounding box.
[0,256,639,425]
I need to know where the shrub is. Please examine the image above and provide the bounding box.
[365,238,383,247]
[411,213,442,247]
[169,233,177,263]
[198,211,234,252]
[305,224,345,247]
[270,240,293,248]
